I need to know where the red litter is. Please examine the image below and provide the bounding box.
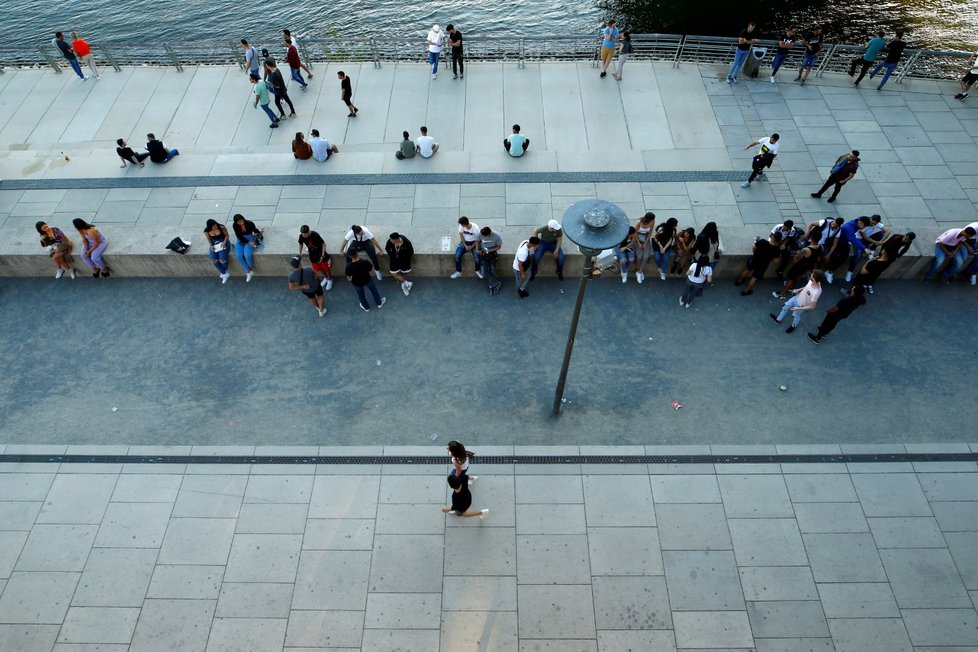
[671,400,682,410]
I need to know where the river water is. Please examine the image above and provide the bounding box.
[5,0,976,52]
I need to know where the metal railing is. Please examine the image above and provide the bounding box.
[0,34,973,82]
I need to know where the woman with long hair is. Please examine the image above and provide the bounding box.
[292,132,312,160]
[694,221,722,273]
[204,218,231,283]
[36,221,75,279]
[633,212,656,284]
[232,214,263,282]
[447,439,477,484]
[652,217,678,281]
[72,218,110,278]
[680,255,713,308]
[671,227,696,277]
[614,226,637,283]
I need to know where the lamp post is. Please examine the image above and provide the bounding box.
[552,199,631,416]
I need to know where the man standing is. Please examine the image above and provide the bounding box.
[741,133,779,188]
[953,54,978,101]
[451,216,483,279]
[337,71,358,117]
[811,150,859,203]
[395,131,416,159]
[504,125,529,157]
[849,31,887,85]
[241,39,259,80]
[513,237,541,298]
[872,32,908,91]
[427,25,444,79]
[116,139,149,167]
[385,232,415,296]
[283,30,313,78]
[342,225,384,279]
[480,226,503,295]
[599,20,620,78]
[770,271,823,334]
[54,32,86,80]
[251,73,280,128]
[727,21,757,84]
[71,32,99,79]
[415,126,438,158]
[345,249,386,312]
[447,24,464,79]
[264,60,296,120]
[288,256,327,318]
[309,129,339,162]
[808,285,866,344]
[531,220,565,281]
[145,134,180,163]
[796,26,824,85]
[923,226,976,284]
[297,225,333,290]
[286,40,309,91]
[770,26,797,83]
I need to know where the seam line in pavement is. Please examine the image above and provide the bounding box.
[0,170,746,191]
[2,453,975,465]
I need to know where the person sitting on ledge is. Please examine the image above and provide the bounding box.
[395,131,416,160]
[309,129,339,162]
[116,138,149,168]
[292,132,312,160]
[504,124,529,157]
[146,133,179,163]
[415,126,438,158]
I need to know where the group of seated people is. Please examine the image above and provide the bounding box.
[292,130,340,161]
[395,124,529,159]
[116,134,179,167]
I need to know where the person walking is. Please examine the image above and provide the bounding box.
[531,219,565,281]
[395,131,416,159]
[232,214,262,282]
[441,474,488,519]
[116,138,149,167]
[36,221,76,279]
[241,39,260,80]
[283,30,314,79]
[634,211,656,283]
[612,31,633,80]
[953,54,978,101]
[741,133,780,188]
[53,32,86,80]
[426,25,444,79]
[251,73,280,128]
[264,60,296,120]
[292,132,312,159]
[652,217,678,281]
[288,257,327,318]
[871,32,908,91]
[599,20,620,78]
[70,32,99,79]
[385,232,415,296]
[808,285,866,344]
[770,271,823,334]
[795,26,824,85]
[811,150,859,203]
[513,237,541,298]
[679,255,713,308]
[479,226,503,295]
[849,31,887,85]
[923,226,975,284]
[285,40,309,91]
[451,216,483,279]
[204,219,231,284]
[146,133,179,163]
[337,71,358,117]
[346,249,386,311]
[615,226,638,283]
[503,124,530,157]
[770,26,797,83]
[297,225,334,290]
[447,24,464,79]
[73,218,109,278]
[727,21,757,83]
[734,232,781,296]
[447,440,477,483]
[343,225,384,279]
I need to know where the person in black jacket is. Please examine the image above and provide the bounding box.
[808,285,866,344]
[385,232,415,296]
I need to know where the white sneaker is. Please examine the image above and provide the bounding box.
[325,278,333,291]
[621,272,627,283]
[867,285,874,294]
[679,297,685,306]
[374,270,382,281]
[468,475,478,485]
[401,282,409,296]
[741,181,750,188]
[69,268,76,280]
[318,307,327,317]
[770,76,776,83]
[475,270,484,279]
[320,278,328,288]
[659,271,666,281]
[246,271,254,282]
[378,297,387,309]
[55,269,65,279]
[971,275,977,286]
[636,272,645,284]
[450,271,462,279]
[479,509,489,520]
[845,271,853,282]
[433,73,437,79]
[405,281,413,290]
[220,273,230,284]
[685,302,690,308]
[824,271,834,284]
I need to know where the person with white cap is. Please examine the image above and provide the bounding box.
[426,25,444,79]
[530,219,565,282]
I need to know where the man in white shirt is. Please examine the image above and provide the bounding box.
[427,25,444,79]
[451,216,483,279]
[342,224,384,280]
[415,126,438,158]
[741,133,780,188]
[513,237,541,298]
[308,129,339,162]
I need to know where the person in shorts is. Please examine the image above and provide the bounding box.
[599,20,619,78]
[297,225,333,290]
[385,232,415,296]
[955,55,978,101]
[796,26,823,85]
[734,231,781,296]
[288,256,327,318]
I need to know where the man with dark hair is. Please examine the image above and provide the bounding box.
[345,249,386,312]
[297,225,333,290]
[250,72,280,128]
[741,133,779,188]
[337,71,358,116]
[513,237,541,298]
[264,59,296,120]
[286,37,309,90]
[342,224,383,278]
[727,21,757,84]
[811,150,859,203]
[849,31,886,85]
[241,38,259,79]
[871,32,908,91]
[808,285,866,344]
[447,24,464,79]
[795,25,823,85]
[770,26,797,83]
[847,231,915,293]
[54,32,86,80]
[734,231,781,296]
[288,256,327,318]
[479,226,503,295]
[504,125,529,157]
[283,30,314,78]
[385,232,415,296]
[309,129,338,162]
[451,216,482,279]
[116,139,149,167]
[923,226,976,284]
[771,220,805,279]
[145,134,180,163]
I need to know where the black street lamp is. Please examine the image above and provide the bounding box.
[552,199,631,415]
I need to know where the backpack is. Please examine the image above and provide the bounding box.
[831,155,849,175]
[165,237,191,254]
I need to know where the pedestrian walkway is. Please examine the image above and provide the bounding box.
[0,446,975,651]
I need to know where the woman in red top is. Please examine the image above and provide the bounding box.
[71,32,99,79]
[292,132,312,160]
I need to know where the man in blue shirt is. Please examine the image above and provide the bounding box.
[849,31,887,85]
[503,124,529,157]
[599,20,619,78]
